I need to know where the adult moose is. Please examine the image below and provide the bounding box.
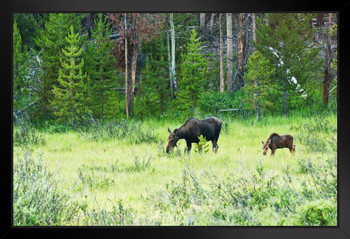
[166,117,222,153]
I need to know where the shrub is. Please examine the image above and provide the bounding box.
[82,200,135,226]
[194,135,209,153]
[79,119,158,144]
[295,200,337,226]
[13,116,45,146]
[13,152,79,225]
[126,154,152,172]
[291,113,337,153]
[198,91,244,117]
[77,167,115,191]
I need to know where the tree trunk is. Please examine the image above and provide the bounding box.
[316,13,324,26]
[236,13,246,90]
[200,13,206,30]
[169,13,177,95]
[219,13,224,93]
[166,21,174,100]
[136,44,142,98]
[323,13,333,106]
[283,80,288,116]
[124,13,129,119]
[252,13,257,49]
[129,45,138,117]
[101,89,104,122]
[252,13,260,121]
[210,13,216,30]
[226,13,233,92]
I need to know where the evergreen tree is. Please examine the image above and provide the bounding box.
[137,30,170,118]
[35,13,84,118]
[255,13,321,115]
[174,29,208,117]
[51,25,88,124]
[84,13,117,121]
[13,21,30,114]
[243,50,277,119]
[13,13,44,50]
[139,57,169,118]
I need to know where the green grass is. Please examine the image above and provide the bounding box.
[13,114,337,226]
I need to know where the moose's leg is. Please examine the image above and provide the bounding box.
[290,145,296,155]
[186,141,192,153]
[212,139,219,153]
[270,146,276,156]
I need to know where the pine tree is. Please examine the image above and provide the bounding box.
[256,13,321,115]
[51,25,88,124]
[174,29,208,117]
[35,13,84,118]
[13,21,30,114]
[13,13,43,50]
[243,50,277,119]
[84,13,117,121]
[139,44,170,118]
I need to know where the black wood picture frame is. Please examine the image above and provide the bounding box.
[2,0,349,238]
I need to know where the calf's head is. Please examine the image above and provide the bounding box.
[166,127,179,153]
[261,139,271,155]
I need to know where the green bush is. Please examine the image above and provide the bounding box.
[79,119,158,144]
[13,116,45,146]
[291,113,337,153]
[82,200,135,226]
[198,91,244,116]
[77,167,115,191]
[13,152,79,225]
[295,200,337,226]
[194,135,209,153]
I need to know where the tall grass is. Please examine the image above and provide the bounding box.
[78,119,158,144]
[13,113,337,226]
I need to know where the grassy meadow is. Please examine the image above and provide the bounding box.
[13,114,337,226]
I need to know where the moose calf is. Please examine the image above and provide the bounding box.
[262,133,295,156]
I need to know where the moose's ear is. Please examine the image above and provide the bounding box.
[168,127,171,133]
[267,139,271,144]
[174,128,178,134]
[261,141,264,145]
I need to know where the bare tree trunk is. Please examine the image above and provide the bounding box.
[323,13,333,106]
[166,23,174,100]
[210,13,216,30]
[200,13,206,30]
[124,13,129,119]
[316,13,324,26]
[136,44,142,98]
[226,13,233,92]
[219,13,224,93]
[283,80,288,116]
[169,13,177,95]
[252,13,257,49]
[100,75,105,122]
[236,13,246,90]
[252,13,260,121]
[129,45,138,117]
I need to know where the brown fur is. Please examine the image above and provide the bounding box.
[166,117,222,153]
[262,133,295,156]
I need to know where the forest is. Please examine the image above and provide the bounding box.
[13,13,337,226]
[13,13,337,122]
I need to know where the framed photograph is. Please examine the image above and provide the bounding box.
[3,0,350,238]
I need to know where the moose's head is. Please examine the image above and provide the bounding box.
[261,139,271,156]
[166,127,179,153]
